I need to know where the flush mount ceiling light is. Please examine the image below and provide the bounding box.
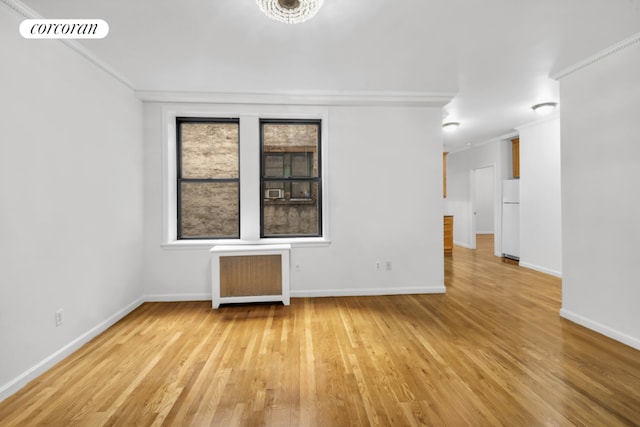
[257,0,324,24]
[442,122,460,132]
[531,102,557,116]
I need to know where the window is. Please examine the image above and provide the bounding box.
[176,117,239,239]
[164,107,328,248]
[261,119,322,237]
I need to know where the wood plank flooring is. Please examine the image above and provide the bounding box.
[1,235,639,426]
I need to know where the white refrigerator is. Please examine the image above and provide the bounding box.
[501,179,520,260]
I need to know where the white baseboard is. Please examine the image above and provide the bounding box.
[518,261,562,278]
[560,308,640,351]
[291,285,446,298]
[144,288,448,300]
[1,286,447,403]
[454,241,473,249]
[144,293,211,302]
[0,296,145,403]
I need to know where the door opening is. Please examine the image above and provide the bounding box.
[470,165,496,253]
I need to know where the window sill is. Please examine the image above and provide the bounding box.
[161,237,331,250]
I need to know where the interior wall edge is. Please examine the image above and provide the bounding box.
[560,308,640,351]
[0,297,145,404]
[144,294,212,302]
[0,0,135,90]
[453,241,473,249]
[518,261,562,278]
[135,90,456,107]
[0,282,448,402]
[290,286,447,298]
[552,31,640,80]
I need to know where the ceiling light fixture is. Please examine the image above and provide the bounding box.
[443,122,460,132]
[531,102,557,116]
[257,0,324,24]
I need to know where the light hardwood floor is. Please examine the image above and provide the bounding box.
[1,235,639,426]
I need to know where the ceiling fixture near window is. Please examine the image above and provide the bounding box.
[256,0,324,24]
[531,102,557,116]
[443,122,460,132]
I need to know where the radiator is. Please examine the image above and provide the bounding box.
[210,244,291,309]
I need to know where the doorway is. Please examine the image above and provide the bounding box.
[470,165,496,252]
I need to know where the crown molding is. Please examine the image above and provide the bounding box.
[552,32,640,80]
[516,111,560,132]
[1,0,135,91]
[135,90,455,107]
[4,0,453,106]
[0,0,39,18]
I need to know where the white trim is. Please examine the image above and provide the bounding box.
[1,0,39,18]
[454,241,473,249]
[518,261,562,278]
[160,238,331,250]
[0,286,444,402]
[1,0,135,91]
[291,285,446,298]
[552,32,640,80]
[137,90,454,107]
[446,130,519,154]
[160,104,331,248]
[560,308,640,351]
[2,0,453,107]
[515,111,560,132]
[0,297,144,403]
[144,293,211,302]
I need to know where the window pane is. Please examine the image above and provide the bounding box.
[291,153,313,177]
[291,182,311,199]
[263,123,318,178]
[263,181,319,236]
[180,182,239,238]
[264,154,284,177]
[263,122,318,146]
[261,120,321,238]
[181,122,238,179]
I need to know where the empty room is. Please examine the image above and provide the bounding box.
[1,0,639,425]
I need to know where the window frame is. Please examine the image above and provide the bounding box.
[161,105,330,249]
[260,118,322,238]
[176,117,240,240]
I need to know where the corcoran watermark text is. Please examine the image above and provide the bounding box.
[20,19,109,39]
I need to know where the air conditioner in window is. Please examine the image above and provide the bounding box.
[265,188,284,199]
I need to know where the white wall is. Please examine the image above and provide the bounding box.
[447,120,562,276]
[142,103,446,298]
[445,140,509,253]
[0,5,144,399]
[517,117,562,277]
[558,37,640,350]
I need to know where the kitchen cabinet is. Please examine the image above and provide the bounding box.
[512,138,520,178]
[443,152,448,197]
[444,216,454,254]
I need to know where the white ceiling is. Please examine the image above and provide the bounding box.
[17,0,640,151]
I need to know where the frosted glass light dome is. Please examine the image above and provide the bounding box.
[531,102,557,116]
[257,0,324,24]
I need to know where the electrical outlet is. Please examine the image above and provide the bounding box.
[55,309,64,326]
[295,264,301,272]
[375,261,381,271]
[386,261,392,271]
